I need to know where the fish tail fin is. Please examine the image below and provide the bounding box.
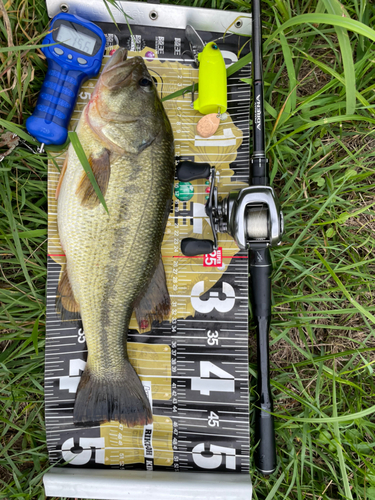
[73,360,153,427]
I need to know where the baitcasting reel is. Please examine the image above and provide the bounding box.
[176,160,284,256]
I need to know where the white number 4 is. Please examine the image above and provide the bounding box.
[59,358,86,393]
[191,361,235,395]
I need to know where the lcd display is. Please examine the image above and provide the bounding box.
[56,24,96,55]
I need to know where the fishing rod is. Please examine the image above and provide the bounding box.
[250,0,279,475]
[176,3,283,473]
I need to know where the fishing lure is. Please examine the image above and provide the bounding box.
[193,41,227,116]
[186,26,227,138]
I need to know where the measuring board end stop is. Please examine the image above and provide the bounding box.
[44,467,252,499]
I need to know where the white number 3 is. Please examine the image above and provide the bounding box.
[191,281,235,314]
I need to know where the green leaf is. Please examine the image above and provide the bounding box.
[332,368,353,500]
[321,0,356,114]
[31,318,39,355]
[0,118,38,144]
[0,229,47,240]
[277,15,297,115]
[161,83,197,103]
[68,132,109,214]
[315,249,375,324]
[45,137,70,152]
[265,14,375,50]
[292,47,373,116]
[269,114,375,151]
[226,51,252,78]
[0,174,39,301]
[274,0,290,22]
[336,212,350,223]
[0,42,57,54]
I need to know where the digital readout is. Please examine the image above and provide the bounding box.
[56,24,96,55]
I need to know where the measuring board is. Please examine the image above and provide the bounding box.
[45,0,252,480]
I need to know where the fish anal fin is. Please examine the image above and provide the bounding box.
[134,257,170,333]
[56,267,80,320]
[55,153,69,200]
[76,148,111,209]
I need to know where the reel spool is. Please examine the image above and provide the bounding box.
[245,207,269,240]
[175,161,283,256]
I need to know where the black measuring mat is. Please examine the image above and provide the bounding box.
[45,24,251,474]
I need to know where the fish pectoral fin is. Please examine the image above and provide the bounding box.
[55,153,69,200]
[76,148,111,209]
[56,267,80,318]
[134,256,171,333]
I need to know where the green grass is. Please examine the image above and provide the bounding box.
[1,0,375,498]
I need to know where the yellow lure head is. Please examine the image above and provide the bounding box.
[193,42,227,115]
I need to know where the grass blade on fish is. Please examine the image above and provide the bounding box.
[68,131,109,214]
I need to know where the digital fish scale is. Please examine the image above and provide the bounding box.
[43,0,255,497]
[26,13,106,150]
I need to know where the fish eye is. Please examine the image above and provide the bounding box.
[212,44,218,50]
[139,78,153,87]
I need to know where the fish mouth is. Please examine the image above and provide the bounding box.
[101,48,145,90]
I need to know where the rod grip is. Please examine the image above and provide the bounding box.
[249,247,276,474]
[254,406,276,474]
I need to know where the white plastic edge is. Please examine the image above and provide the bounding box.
[44,468,252,499]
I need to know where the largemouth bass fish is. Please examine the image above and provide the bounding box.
[56,48,175,427]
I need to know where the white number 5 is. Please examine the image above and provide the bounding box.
[192,443,236,470]
[61,437,105,465]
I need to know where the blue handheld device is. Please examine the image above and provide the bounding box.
[26,13,106,147]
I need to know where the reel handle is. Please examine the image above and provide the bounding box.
[176,161,211,181]
[181,238,214,257]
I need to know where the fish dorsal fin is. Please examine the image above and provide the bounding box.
[55,153,69,200]
[56,267,80,319]
[76,148,111,208]
[134,256,170,333]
